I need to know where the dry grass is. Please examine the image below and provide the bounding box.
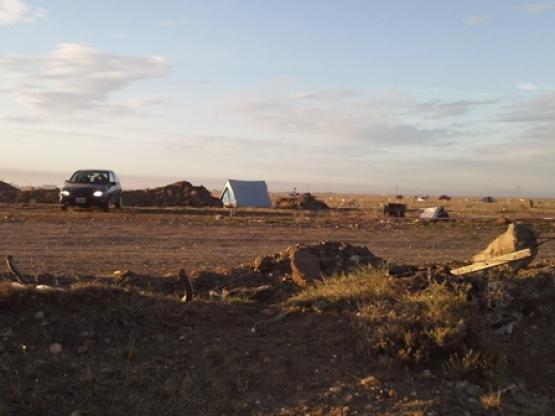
[288,269,501,373]
[481,391,502,411]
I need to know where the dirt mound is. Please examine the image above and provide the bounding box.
[472,223,538,269]
[0,181,18,202]
[252,241,383,285]
[0,181,17,193]
[274,193,329,210]
[17,188,60,204]
[122,181,222,207]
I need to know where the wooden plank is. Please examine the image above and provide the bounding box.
[450,248,533,276]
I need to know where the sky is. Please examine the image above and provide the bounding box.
[0,0,554,196]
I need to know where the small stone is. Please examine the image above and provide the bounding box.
[422,369,433,378]
[329,386,342,393]
[360,375,379,386]
[49,343,62,354]
[112,270,123,276]
[34,311,45,320]
[388,388,397,398]
[465,384,481,396]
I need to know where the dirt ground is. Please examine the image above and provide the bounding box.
[2,203,555,278]
[2,200,555,416]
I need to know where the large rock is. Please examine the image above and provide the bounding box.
[290,249,323,287]
[472,223,538,269]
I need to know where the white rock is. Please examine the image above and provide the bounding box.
[49,343,63,354]
[34,311,45,320]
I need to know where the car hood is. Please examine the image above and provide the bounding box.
[62,183,110,192]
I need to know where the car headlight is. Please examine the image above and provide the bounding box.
[93,191,104,197]
[60,190,70,196]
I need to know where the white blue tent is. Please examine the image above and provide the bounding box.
[220,179,272,208]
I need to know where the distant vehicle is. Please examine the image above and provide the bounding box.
[415,194,429,202]
[59,169,122,212]
[438,195,451,201]
[482,196,496,203]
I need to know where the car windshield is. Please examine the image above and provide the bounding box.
[69,171,109,184]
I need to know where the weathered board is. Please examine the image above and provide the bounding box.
[450,248,533,276]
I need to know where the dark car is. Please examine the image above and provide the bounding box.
[60,169,122,212]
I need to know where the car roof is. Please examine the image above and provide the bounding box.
[73,169,114,173]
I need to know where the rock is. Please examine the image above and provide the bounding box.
[360,375,379,386]
[254,255,275,272]
[49,343,63,354]
[464,384,481,397]
[472,223,538,270]
[290,249,322,287]
[329,386,342,393]
[34,311,45,320]
[388,388,397,398]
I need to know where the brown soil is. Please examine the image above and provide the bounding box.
[1,204,555,415]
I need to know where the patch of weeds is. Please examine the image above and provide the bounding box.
[288,268,393,312]
[442,350,491,379]
[480,390,502,411]
[288,269,504,379]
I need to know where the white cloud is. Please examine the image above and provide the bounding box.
[463,15,493,26]
[0,0,46,27]
[517,82,539,91]
[222,87,475,148]
[0,43,170,116]
[523,2,555,13]
[500,91,555,123]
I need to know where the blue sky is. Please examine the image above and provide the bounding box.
[0,0,554,195]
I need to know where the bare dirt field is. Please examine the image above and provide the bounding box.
[2,197,555,277]
[1,197,555,415]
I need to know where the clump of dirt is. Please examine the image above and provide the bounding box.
[181,241,384,299]
[122,181,222,207]
[274,193,329,210]
[252,241,383,287]
[472,223,538,269]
